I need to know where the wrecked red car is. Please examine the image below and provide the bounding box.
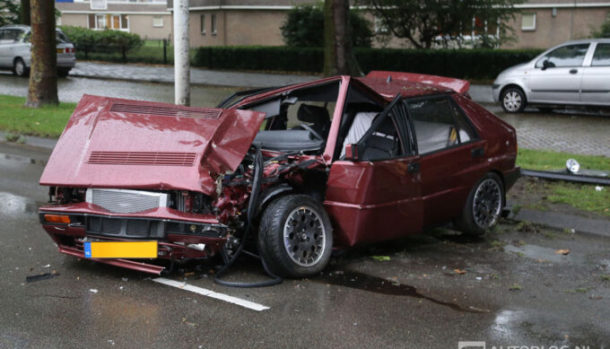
[38,71,519,278]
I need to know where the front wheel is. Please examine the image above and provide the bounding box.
[455,173,504,236]
[501,87,526,113]
[258,194,333,278]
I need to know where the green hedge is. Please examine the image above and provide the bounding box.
[194,46,324,73]
[193,46,544,79]
[60,26,143,54]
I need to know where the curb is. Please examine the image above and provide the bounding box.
[511,208,610,238]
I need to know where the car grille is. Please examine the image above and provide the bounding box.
[86,189,168,214]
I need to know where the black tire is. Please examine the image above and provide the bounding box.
[57,68,71,77]
[258,194,333,278]
[455,173,504,236]
[500,86,526,113]
[13,58,29,77]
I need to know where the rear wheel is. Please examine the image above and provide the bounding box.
[13,58,28,77]
[455,173,504,236]
[258,194,333,278]
[501,87,526,113]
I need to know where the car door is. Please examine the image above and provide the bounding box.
[581,42,610,105]
[324,96,423,247]
[404,95,486,227]
[527,43,590,104]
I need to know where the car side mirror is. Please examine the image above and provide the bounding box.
[344,144,359,161]
[541,60,552,71]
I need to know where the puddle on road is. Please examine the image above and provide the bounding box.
[0,192,42,215]
[0,152,47,167]
[316,269,489,313]
[504,244,581,263]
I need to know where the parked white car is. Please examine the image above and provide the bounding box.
[492,38,610,113]
[0,25,76,77]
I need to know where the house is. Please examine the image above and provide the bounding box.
[167,0,609,49]
[506,1,610,48]
[55,0,172,40]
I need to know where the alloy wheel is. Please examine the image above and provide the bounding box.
[283,206,326,267]
[472,178,502,229]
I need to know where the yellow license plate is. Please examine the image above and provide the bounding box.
[56,48,63,53]
[84,241,157,259]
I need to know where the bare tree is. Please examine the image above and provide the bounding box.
[323,0,362,76]
[26,0,58,108]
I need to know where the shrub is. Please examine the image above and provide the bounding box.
[280,5,373,48]
[193,46,543,79]
[60,26,143,53]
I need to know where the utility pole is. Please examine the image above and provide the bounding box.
[173,0,190,106]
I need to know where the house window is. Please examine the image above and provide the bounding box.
[200,14,206,35]
[153,16,164,27]
[521,13,536,31]
[88,14,129,31]
[211,14,217,35]
[374,17,388,34]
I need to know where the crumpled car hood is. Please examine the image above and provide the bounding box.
[40,95,265,195]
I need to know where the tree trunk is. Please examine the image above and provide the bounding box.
[20,0,30,25]
[323,0,361,76]
[26,0,58,108]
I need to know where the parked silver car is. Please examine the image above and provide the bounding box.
[0,25,76,77]
[493,38,610,113]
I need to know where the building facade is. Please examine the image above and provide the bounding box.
[168,0,610,49]
[56,0,172,40]
[506,1,610,48]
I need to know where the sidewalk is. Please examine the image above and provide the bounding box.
[71,62,495,103]
[70,62,318,89]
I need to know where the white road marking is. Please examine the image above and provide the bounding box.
[152,277,270,312]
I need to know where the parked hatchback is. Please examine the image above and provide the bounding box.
[493,39,610,113]
[0,24,76,77]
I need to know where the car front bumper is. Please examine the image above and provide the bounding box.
[39,205,229,275]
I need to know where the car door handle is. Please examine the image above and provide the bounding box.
[471,147,485,158]
[569,69,578,74]
[407,162,420,174]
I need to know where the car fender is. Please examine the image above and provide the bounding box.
[257,184,293,216]
[495,79,529,102]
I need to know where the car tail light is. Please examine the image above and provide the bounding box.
[44,214,71,224]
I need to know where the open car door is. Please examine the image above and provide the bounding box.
[324,96,423,246]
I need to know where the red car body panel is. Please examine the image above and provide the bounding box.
[365,71,471,95]
[39,94,265,195]
[38,72,518,274]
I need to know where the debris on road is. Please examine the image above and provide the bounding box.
[372,256,391,262]
[556,249,571,255]
[89,288,98,294]
[454,269,467,275]
[25,272,59,283]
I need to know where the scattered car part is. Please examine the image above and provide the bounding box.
[521,169,610,186]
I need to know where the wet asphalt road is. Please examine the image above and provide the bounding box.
[1,142,609,348]
[1,73,608,156]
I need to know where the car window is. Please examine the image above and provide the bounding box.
[536,44,590,68]
[0,29,21,43]
[591,43,610,67]
[355,97,407,161]
[406,96,476,155]
[56,31,70,44]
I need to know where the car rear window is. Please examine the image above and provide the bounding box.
[592,43,610,67]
